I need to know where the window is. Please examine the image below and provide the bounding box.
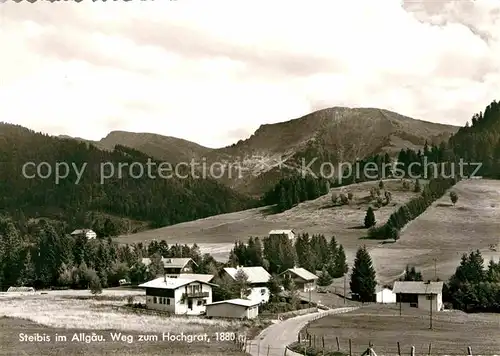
[153,297,157,304]
[160,298,163,304]
[167,298,170,305]
[260,288,266,295]
[202,300,207,305]
[197,300,202,306]
[426,295,434,300]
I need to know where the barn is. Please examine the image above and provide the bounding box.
[205,298,259,319]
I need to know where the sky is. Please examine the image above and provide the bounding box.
[0,0,499,148]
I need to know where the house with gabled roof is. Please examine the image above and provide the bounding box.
[223,266,271,304]
[71,229,96,240]
[279,267,318,292]
[141,257,196,277]
[393,281,444,311]
[269,229,295,240]
[138,275,216,315]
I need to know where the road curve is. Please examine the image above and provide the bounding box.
[247,307,359,356]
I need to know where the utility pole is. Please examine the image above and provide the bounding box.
[343,273,346,304]
[309,287,311,308]
[429,293,433,329]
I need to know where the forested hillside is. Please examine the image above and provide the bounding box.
[0,123,254,234]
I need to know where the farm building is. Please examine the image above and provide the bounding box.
[393,281,443,311]
[7,286,35,293]
[223,266,271,304]
[205,298,259,319]
[141,257,196,277]
[138,275,216,315]
[70,229,96,239]
[375,286,396,303]
[279,267,318,292]
[269,229,295,240]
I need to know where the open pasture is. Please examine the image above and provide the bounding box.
[370,179,500,284]
[115,179,421,264]
[300,303,500,356]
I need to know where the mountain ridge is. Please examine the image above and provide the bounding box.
[55,106,459,196]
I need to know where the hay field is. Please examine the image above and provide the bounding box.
[0,291,254,356]
[301,304,500,356]
[115,179,422,263]
[370,179,500,284]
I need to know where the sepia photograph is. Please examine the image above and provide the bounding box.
[0,0,499,355]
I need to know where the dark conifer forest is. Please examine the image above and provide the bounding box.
[0,123,255,235]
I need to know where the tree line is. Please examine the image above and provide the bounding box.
[446,250,500,312]
[228,233,348,279]
[262,175,331,212]
[0,215,220,292]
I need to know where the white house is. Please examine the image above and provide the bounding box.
[279,267,318,292]
[393,281,443,311]
[70,229,97,239]
[138,275,216,315]
[206,298,259,319]
[375,286,396,304]
[269,230,295,240]
[141,257,196,277]
[223,266,271,304]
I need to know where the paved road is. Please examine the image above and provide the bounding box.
[247,307,358,356]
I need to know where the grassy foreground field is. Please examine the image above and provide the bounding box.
[115,179,422,263]
[0,290,261,356]
[300,304,500,356]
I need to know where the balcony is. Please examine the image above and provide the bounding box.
[183,291,209,298]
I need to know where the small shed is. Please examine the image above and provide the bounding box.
[7,286,35,293]
[375,286,396,303]
[206,298,259,319]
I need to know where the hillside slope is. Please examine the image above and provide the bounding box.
[1,123,253,234]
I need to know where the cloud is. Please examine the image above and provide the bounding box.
[0,0,499,148]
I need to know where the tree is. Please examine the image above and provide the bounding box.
[333,245,348,278]
[384,191,392,204]
[364,207,376,228]
[18,251,35,286]
[266,274,282,302]
[147,253,164,279]
[414,179,421,192]
[233,269,251,298]
[350,246,376,302]
[450,191,458,205]
[402,180,410,190]
[379,180,384,189]
[317,267,333,286]
[89,270,102,294]
[401,265,422,281]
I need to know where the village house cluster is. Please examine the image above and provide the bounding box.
[66,228,445,319]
